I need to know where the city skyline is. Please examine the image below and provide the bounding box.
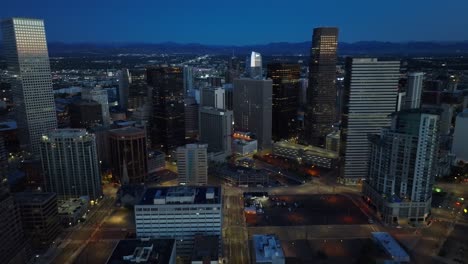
[1,6,468,263]
[0,1,468,45]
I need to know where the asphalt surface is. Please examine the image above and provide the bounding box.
[246,194,368,226]
[222,186,250,264]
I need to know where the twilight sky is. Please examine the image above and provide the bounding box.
[1,0,468,45]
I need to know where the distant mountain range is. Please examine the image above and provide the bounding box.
[3,41,468,56]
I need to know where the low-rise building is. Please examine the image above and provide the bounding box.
[135,186,222,256]
[214,165,269,187]
[371,232,410,263]
[148,150,165,173]
[106,238,176,264]
[232,131,257,155]
[253,234,285,264]
[273,141,338,169]
[58,197,88,226]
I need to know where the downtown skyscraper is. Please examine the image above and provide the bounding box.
[341,58,400,184]
[1,18,57,157]
[267,63,301,141]
[233,78,272,150]
[147,66,185,155]
[304,27,338,147]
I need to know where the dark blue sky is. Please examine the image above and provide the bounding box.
[2,0,468,45]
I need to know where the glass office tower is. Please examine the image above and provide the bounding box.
[1,18,57,157]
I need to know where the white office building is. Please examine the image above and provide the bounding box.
[41,129,102,200]
[135,186,222,256]
[341,58,400,184]
[176,144,208,185]
[1,18,58,157]
[452,109,468,163]
[82,87,111,126]
[249,51,262,78]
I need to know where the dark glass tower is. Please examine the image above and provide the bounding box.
[304,27,339,147]
[147,67,185,155]
[267,63,301,141]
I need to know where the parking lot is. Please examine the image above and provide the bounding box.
[280,238,386,264]
[245,194,368,226]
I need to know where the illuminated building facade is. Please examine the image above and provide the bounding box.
[304,27,338,147]
[1,18,57,157]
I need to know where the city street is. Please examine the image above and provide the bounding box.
[222,186,250,264]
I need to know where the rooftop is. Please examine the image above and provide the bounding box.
[138,186,221,205]
[58,198,87,215]
[43,129,91,140]
[106,238,175,264]
[371,232,410,262]
[253,234,285,263]
[109,127,145,137]
[178,143,208,150]
[274,141,338,159]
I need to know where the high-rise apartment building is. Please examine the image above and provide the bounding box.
[341,58,400,184]
[109,127,147,184]
[304,27,338,147]
[267,63,301,140]
[363,109,440,225]
[176,144,208,185]
[41,129,102,200]
[82,87,111,126]
[14,192,60,249]
[404,72,424,109]
[199,106,233,154]
[233,79,272,149]
[147,67,185,155]
[1,18,57,157]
